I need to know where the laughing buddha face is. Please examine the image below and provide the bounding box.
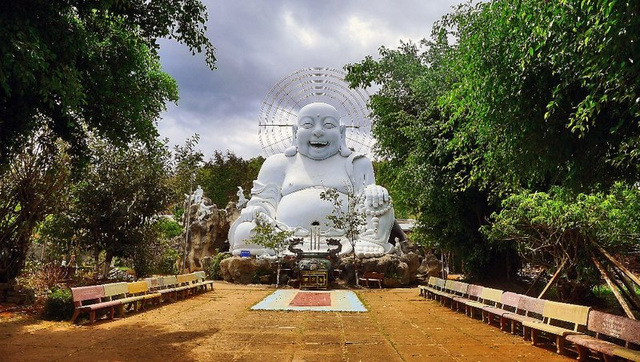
[296,103,344,160]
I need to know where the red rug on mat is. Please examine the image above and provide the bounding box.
[289,292,331,307]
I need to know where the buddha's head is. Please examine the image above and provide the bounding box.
[286,102,351,159]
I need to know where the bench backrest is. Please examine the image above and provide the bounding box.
[145,277,161,290]
[193,271,206,281]
[455,281,470,296]
[103,282,128,299]
[71,285,105,305]
[500,292,521,311]
[467,285,483,300]
[587,310,640,345]
[444,280,457,292]
[428,276,437,288]
[162,275,178,287]
[177,274,193,285]
[127,281,149,295]
[542,300,590,332]
[480,287,503,306]
[435,277,446,290]
[517,295,546,317]
[363,271,384,279]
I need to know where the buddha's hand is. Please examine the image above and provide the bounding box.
[363,184,390,209]
[238,206,269,223]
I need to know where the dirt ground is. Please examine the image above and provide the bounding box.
[0,282,571,361]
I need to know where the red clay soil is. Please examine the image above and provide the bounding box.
[0,282,571,361]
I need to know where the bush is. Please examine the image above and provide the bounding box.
[42,286,74,321]
[206,251,231,280]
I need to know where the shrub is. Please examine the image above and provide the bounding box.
[207,251,231,280]
[42,286,74,321]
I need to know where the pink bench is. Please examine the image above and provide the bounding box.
[70,285,122,324]
[566,310,640,361]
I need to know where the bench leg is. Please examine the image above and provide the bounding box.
[70,309,80,324]
[556,336,565,355]
[602,353,615,362]
[109,306,115,320]
[89,310,96,324]
[530,329,538,345]
[576,345,589,362]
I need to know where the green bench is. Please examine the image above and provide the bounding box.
[523,300,590,355]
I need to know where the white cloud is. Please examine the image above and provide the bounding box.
[283,10,319,48]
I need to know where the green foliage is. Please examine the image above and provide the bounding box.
[0,0,215,167]
[207,251,231,280]
[42,286,74,321]
[248,215,294,255]
[0,133,70,282]
[56,137,172,277]
[197,151,264,208]
[169,134,204,204]
[156,218,183,240]
[320,187,367,247]
[485,183,640,290]
[346,0,640,280]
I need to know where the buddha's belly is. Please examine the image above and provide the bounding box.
[276,188,347,230]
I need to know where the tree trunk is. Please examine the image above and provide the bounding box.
[276,260,281,288]
[354,254,359,287]
[102,251,113,279]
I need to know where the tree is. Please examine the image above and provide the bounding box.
[346,0,640,279]
[197,151,264,208]
[346,41,501,277]
[320,187,367,286]
[168,134,204,206]
[71,137,172,278]
[484,183,640,301]
[0,131,70,282]
[247,215,293,287]
[0,0,216,167]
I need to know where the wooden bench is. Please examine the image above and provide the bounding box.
[119,281,162,312]
[502,295,546,337]
[482,291,521,331]
[453,284,484,317]
[565,310,640,361]
[424,277,446,300]
[102,282,129,318]
[448,281,470,311]
[70,285,122,324]
[464,286,502,320]
[523,300,590,355]
[175,273,198,298]
[193,271,214,291]
[359,271,384,288]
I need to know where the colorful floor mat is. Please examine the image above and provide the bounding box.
[251,290,367,312]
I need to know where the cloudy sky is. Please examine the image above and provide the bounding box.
[157,0,462,160]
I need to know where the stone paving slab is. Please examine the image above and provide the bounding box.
[0,282,572,361]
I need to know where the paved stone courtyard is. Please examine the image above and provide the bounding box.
[0,282,570,361]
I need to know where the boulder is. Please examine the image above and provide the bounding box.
[219,256,275,284]
[337,252,422,287]
[417,253,442,277]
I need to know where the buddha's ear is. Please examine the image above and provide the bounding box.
[284,124,298,157]
[339,125,352,157]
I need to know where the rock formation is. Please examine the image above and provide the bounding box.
[177,197,239,272]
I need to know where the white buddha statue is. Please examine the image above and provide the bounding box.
[228,102,395,258]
